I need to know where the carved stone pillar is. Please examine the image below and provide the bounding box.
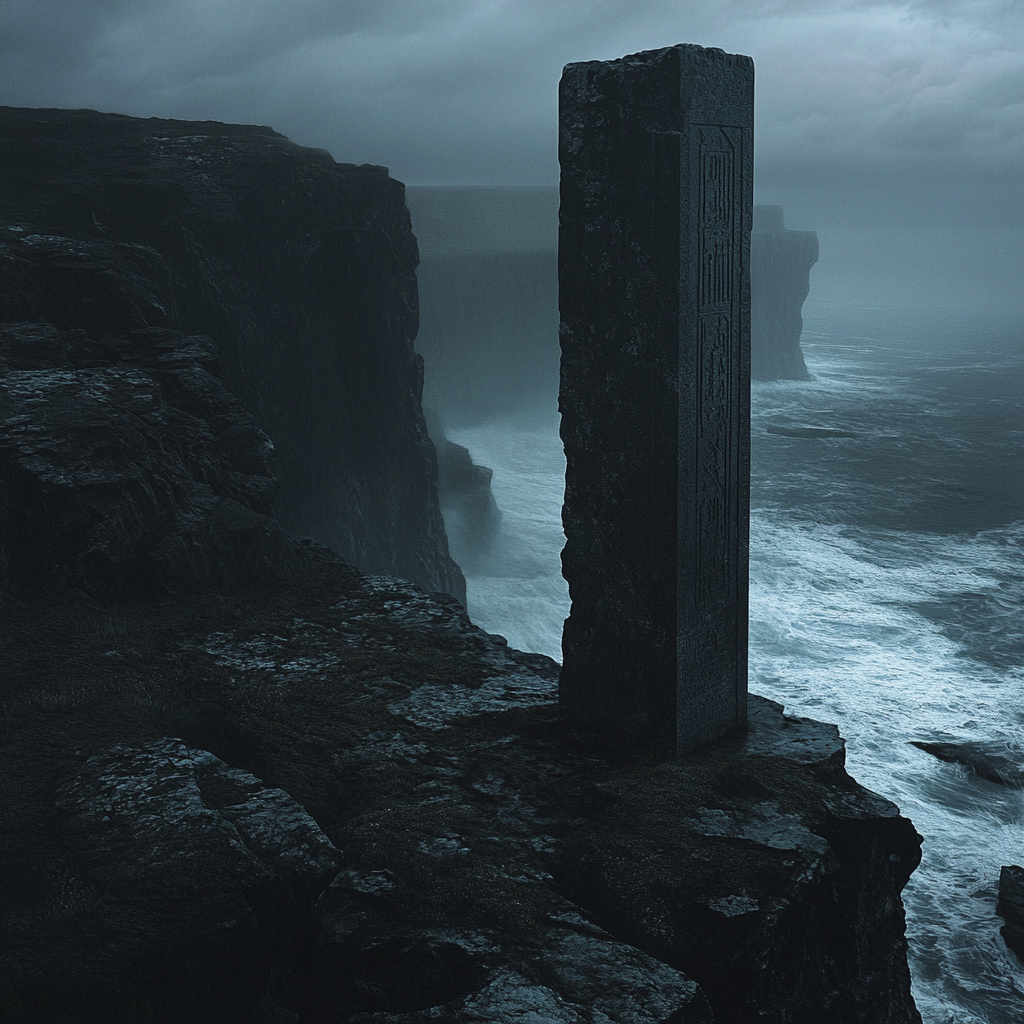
[558,43,753,753]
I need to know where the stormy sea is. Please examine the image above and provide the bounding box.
[443,298,1024,1024]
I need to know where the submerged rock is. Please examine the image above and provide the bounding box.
[910,740,1024,788]
[997,865,1024,962]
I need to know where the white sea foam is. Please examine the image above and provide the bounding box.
[447,418,568,663]
[443,303,1024,1022]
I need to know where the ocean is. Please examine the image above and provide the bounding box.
[441,298,1024,1023]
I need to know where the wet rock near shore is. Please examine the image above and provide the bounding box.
[910,739,1024,789]
[997,865,1024,962]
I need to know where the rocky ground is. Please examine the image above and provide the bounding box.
[1,554,923,1023]
[1,104,925,1024]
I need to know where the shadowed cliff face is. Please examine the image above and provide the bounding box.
[0,105,465,604]
[406,186,560,426]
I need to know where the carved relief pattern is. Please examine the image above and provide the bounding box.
[694,127,739,611]
[696,313,730,607]
[698,137,735,310]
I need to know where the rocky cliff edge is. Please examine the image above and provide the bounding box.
[2,562,923,1023]
[0,105,464,604]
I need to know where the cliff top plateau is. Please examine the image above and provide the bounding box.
[1,559,923,1023]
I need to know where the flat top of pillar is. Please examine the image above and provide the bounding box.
[562,41,753,74]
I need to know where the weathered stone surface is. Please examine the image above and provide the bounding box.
[56,738,341,893]
[1,560,922,1022]
[42,738,340,1021]
[997,865,1024,961]
[0,321,302,597]
[558,44,753,753]
[726,694,847,769]
[312,895,711,1022]
[750,205,818,380]
[0,106,465,604]
[191,573,920,1023]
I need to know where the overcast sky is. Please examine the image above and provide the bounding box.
[1,0,1021,304]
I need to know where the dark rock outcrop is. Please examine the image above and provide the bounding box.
[751,205,818,381]
[1,560,922,1022]
[423,408,500,575]
[910,739,1024,788]
[49,738,341,1022]
[0,322,304,597]
[997,865,1024,962]
[0,105,464,604]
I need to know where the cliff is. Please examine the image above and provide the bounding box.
[0,106,464,604]
[0,112,922,1023]
[423,408,501,576]
[406,187,559,424]
[750,205,819,381]
[409,193,820,415]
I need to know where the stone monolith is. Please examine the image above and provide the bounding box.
[558,44,753,753]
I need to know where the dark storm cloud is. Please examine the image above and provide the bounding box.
[1,0,1021,197]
